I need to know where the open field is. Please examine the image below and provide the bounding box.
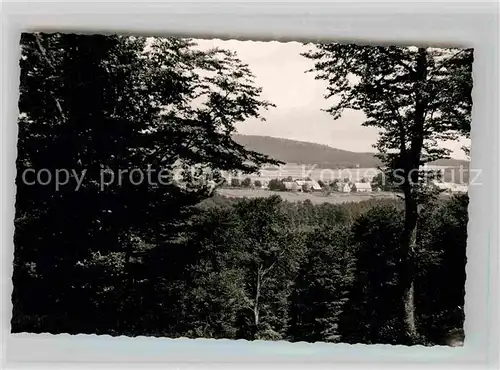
[216,188,400,205]
[225,164,470,185]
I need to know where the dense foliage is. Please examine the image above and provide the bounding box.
[13,32,278,333]
[13,189,467,344]
[12,33,468,346]
[303,42,472,341]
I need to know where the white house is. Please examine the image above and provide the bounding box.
[433,181,453,193]
[283,181,299,191]
[453,184,468,194]
[295,180,308,192]
[336,182,352,193]
[294,180,322,192]
[352,182,372,192]
[432,181,468,194]
[308,180,322,191]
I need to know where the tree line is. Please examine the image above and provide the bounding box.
[13,193,467,345]
[303,43,472,341]
[12,33,471,345]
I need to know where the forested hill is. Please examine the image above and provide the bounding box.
[233,134,469,169]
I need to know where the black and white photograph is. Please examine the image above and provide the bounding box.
[11,32,473,347]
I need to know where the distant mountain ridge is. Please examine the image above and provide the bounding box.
[233,134,469,169]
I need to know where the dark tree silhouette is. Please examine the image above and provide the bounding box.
[338,206,405,344]
[268,178,286,192]
[415,194,468,344]
[289,225,354,343]
[303,44,472,342]
[12,33,470,346]
[12,33,278,333]
[241,177,252,188]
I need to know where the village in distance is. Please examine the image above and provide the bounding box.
[213,135,470,205]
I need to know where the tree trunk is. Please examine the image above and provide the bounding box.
[397,47,428,344]
[400,184,418,342]
[253,265,262,333]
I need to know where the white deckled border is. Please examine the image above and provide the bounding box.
[1,1,498,369]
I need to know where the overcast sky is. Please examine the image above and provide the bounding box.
[195,39,470,160]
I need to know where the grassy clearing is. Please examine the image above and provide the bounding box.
[216,188,400,205]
